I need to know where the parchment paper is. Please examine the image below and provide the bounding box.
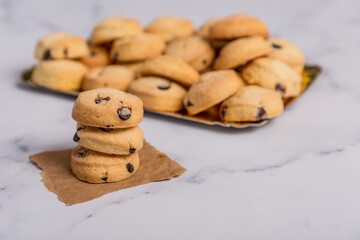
[30,140,186,206]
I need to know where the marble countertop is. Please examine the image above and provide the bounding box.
[1,0,360,239]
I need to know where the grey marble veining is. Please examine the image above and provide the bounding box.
[1,0,360,239]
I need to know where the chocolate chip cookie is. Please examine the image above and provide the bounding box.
[220,85,284,122]
[241,57,302,97]
[128,76,187,112]
[71,145,139,183]
[72,88,143,128]
[183,70,244,115]
[82,65,134,91]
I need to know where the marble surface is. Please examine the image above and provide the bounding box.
[1,0,360,239]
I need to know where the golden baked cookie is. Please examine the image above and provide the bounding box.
[79,46,110,69]
[74,124,143,155]
[128,77,187,112]
[110,34,165,62]
[118,61,144,74]
[196,18,221,40]
[241,57,302,98]
[267,38,305,74]
[145,16,194,42]
[82,65,134,91]
[220,85,284,122]
[183,70,243,115]
[72,88,143,128]
[137,55,199,87]
[213,36,272,70]
[165,36,215,71]
[35,31,89,60]
[91,16,143,44]
[209,14,269,40]
[31,60,88,91]
[71,145,139,183]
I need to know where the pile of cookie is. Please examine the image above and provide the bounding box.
[71,88,144,183]
[31,14,305,122]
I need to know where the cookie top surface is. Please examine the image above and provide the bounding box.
[220,85,284,122]
[72,88,143,128]
[74,124,143,155]
[267,38,305,70]
[110,34,165,62]
[137,55,200,87]
[214,36,272,70]
[145,16,194,42]
[82,65,135,91]
[183,70,244,115]
[241,57,302,97]
[165,36,215,71]
[209,14,269,40]
[35,31,89,60]
[128,77,187,112]
[79,46,110,69]
[91,16,143,44]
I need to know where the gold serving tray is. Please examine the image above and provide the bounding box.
[21,65,321,128]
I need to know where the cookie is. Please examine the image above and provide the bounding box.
[165,36,215,72]
[213,36,272,70]
[183,70,243,115]
[267,38,305,74]
[91,16,143,44]
[241,57,302,97]
[74,124,143,155]
[209,14,269,40]
[79,46,110,69]
[128,77,187,112]
[118,61,144,74]
[137,55,199,87]
[71,145,139,183]
[31,60,88,91]
[210,39,231,50]
[110,34,165,62]
[196,18,221,40]
[72,88,143,128]
[220,85,284,122]
[35,32,89,60]
[82,65,134,91]
[145,16,194,42]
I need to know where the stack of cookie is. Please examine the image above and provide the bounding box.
[71,88,144,183]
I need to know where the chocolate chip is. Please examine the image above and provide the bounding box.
[73,132,80,142]
[75,149,87,158]
[126,163,134,173]
[64,48,68,57]
[129,148,136,154]
[272,43,282,49]
[202,59,207,65]
[112,52,118,63]
[157,85,170,90]
[104,83,108,87]
[275,84,286,95]
[95,96,110,104]
[221,106,227,119]
[43,49,52,60]
[101,176,108,181]
[90,51,96,57]
[98,128,111,132]
[187,100,194,107]
[256,107,266,120]
[106,125,111,128]
[77,126,85,131]
[118,107,131,120]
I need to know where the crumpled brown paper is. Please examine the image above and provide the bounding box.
[30,140,186,206]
